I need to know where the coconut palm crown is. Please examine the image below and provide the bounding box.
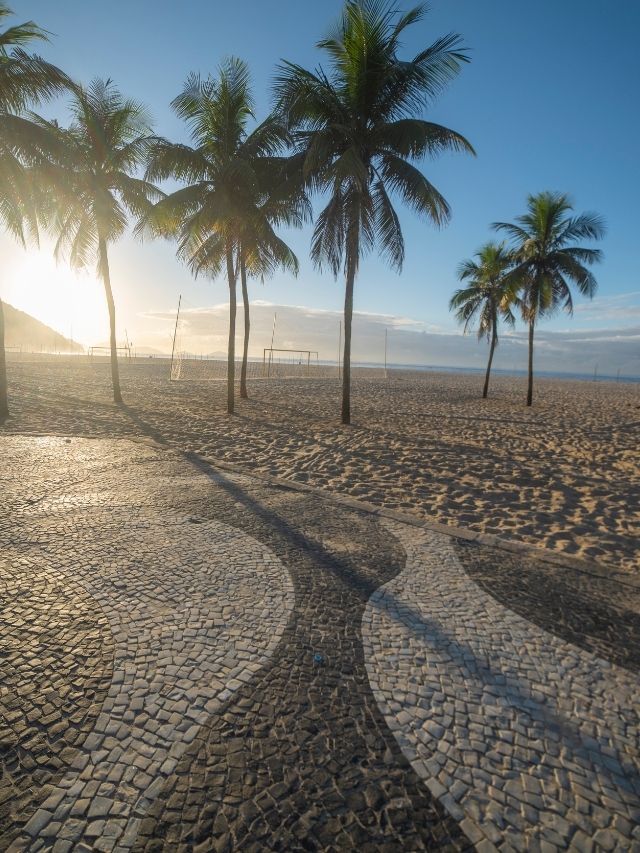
[35,78,162,403]
[493,191,605,405]
[450,242,516,398]
[143,58,308,413]
[0,2,70,418]
[275,0,474,423]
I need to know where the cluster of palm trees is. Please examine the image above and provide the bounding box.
[0,1,605,424]
[450,191,605,405]
[0,0,474,423]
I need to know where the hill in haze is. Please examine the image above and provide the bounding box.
[2,302,83,353]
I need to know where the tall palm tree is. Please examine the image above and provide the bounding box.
[275,0,473,424]
[36,78,161,403]
[144,58,305,413]
[450,242,516,399]
[0,2,70,418]
[493,191,605,405]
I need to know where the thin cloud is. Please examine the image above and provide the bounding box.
[139,303,640,376]
[575,291,640,322]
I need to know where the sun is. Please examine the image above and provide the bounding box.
[3,248,109,346]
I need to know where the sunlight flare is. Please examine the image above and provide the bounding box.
[4,249,108,346]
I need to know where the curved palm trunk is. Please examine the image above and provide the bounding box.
[0,296,8,419]
[98,236,122,404]
[341,261,356,425]
[225,240,237,415]
[483,325,497,399]
[526,316,535,406]
[240,255,250,400]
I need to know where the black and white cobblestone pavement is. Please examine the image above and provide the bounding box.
[363,521,640,851]
[1,436,638,851]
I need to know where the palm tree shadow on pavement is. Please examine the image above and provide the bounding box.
[115,400,625,789]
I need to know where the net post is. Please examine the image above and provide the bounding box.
[170,294,181,381]
[384,327,388,380]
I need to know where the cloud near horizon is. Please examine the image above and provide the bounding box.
[140,301,640,378]
[573,291,640,324]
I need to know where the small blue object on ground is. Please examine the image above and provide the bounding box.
[313,653,324,665]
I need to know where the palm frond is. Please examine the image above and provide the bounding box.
[373,118,474,159]
[552,252,598,300]
[559,212,606,244]
[372,177,404,271]
[560,245,603,265]
[377,32,469,119]
[379,152,450,226]
[492,220,531,243]
[311,190,345,276]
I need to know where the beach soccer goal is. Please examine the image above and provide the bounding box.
[170,350,337,381]
[167,296,339,381]
[262,348,319,378]
[89,345,132,359]
[170,353,268,381]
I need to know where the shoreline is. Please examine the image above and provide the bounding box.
[6,350,640,385]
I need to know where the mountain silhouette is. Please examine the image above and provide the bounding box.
[3,302,83,353]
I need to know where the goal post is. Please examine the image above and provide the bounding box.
[167,296,340,381]
[263,348,318,378]
[89,345,132,359]
[171,354,266,381]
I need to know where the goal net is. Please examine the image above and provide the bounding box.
[168,299,340,381]
[263,348,317,378]
[171,350,339,381]
[171,354,266,381]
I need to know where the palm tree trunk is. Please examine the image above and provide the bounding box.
[240,255,250,400]
[0,296,9,419]
[98,236,122,404]
[225,240,237,415]
[483,326,497,399]
[341,261,356,425]
[527,316,534,406]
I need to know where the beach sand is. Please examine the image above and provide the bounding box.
[2,354,638,571]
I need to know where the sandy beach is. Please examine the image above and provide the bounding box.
[2,354,638,571]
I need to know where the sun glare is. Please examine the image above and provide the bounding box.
[4,250,108,346]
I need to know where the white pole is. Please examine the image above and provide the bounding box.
[384,327,388,379]
[267,312,277,377]
[170,294,182,379]
[338,320,342,379]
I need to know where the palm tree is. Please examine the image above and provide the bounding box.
[275,0,473,424]
[0,2,69,418]
[144,58,305,413]
[450,242,516,399]
[37,78,161,403]
[493,191,605,405]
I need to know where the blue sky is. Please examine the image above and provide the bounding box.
[3,0,640,369]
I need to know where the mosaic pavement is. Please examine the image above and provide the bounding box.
[363,521,640,851]
[1,436,639,851]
